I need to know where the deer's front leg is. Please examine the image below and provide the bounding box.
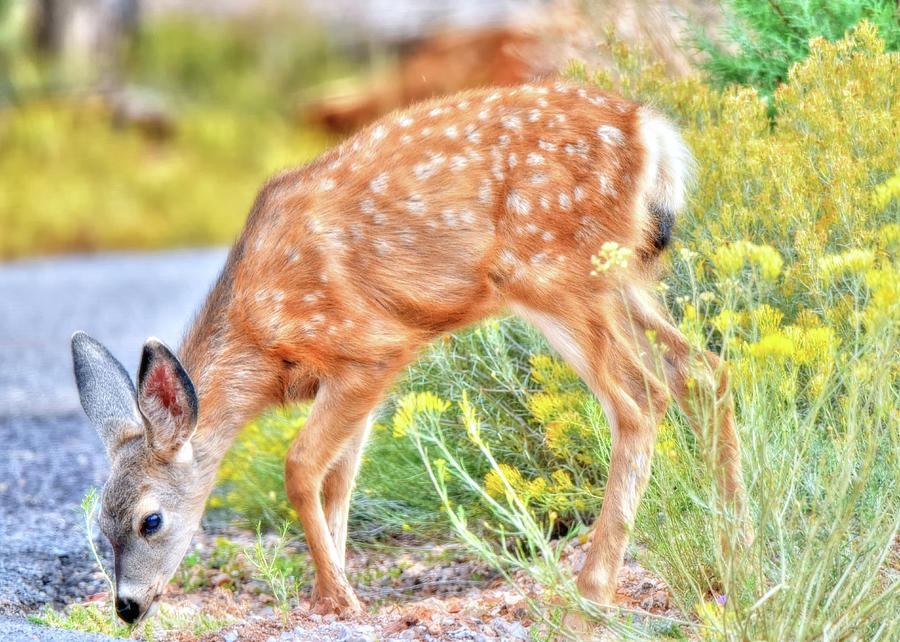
[321,417,372,569]
[284,381,379,614]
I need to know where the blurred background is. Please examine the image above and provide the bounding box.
[0,0,715,260]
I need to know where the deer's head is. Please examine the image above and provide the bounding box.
[72,332,203,624]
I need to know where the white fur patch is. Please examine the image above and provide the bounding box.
[511,305,591,385]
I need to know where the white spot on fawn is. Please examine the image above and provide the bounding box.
[450,155,468,172]
[371,125,387,141]
[537,97,548,108]
[360,199,376,214]
[374,239,392,256]
[478,179,493,204]
[558,192,572,210]
[573,185,586,202]
[319,177,335,191]
[399,116,414,127]
[369,172,388,194]
[597,124,625,145]
[445,125,459,139]
[465,124,482,143]
[441,209,460,228]
[529,172,548,185]
[478,108,490,120]
[540,195,550,210]
[542,230,554,241]
[413,152,445,180]
[526,152,545,166]
[538,140,557,152]
[498,134,511,148]
[507,191,531,216]
[597,172,617,196]
[528,109,541,122]
[429,107,447,117]
[508,152,518,168]
[501,115,522,130]
[405,194,425,216]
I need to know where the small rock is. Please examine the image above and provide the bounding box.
[640,580,654,590]
[640,597,653,611]
[490,617,528,640]
[653,590,668,608]
[223,631,238,642]
[209,571,231,587]
[331,623,349,642]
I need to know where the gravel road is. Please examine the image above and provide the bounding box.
[0,248,226,639]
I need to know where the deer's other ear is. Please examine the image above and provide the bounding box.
[72,331,144,458]
[137,337,198,461]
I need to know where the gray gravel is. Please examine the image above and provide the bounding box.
[0,248,226,638]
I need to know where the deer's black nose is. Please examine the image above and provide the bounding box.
[115,597,141,623]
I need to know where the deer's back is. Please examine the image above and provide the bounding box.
[227,83,659,372]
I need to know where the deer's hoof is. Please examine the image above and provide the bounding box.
[310,583,363,616]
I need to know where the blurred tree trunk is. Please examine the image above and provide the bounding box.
[32,0,62,52]
[31,0,140,83]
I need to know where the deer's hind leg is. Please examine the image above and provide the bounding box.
[512,295,671,605]
[624,286,751,546]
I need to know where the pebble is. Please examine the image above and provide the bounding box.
[223,631,238,642]
[489,617,528,640]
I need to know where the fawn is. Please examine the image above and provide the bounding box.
[72,82,749,624]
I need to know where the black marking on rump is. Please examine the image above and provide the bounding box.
[648,202,675,253]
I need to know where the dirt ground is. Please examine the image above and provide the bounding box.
[79,527,684,641]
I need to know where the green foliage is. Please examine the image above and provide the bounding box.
[125,16,355,112]
[689,0,900,96]
[242,523,305,622]
[29,603,133,638]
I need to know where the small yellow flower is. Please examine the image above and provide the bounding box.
[749,333,794,361]
[590,241,633,274]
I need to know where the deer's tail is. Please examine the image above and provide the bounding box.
[635,108,693,262]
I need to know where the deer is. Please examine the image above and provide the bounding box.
[72,81,750,625]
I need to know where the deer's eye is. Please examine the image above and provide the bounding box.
[141,513,162,536]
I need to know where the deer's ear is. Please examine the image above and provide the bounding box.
[72,331,144,458]
[137,337,198,461]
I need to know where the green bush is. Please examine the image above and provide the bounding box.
[689,0,900,96]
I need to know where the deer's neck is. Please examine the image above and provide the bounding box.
[176,260,284,491]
